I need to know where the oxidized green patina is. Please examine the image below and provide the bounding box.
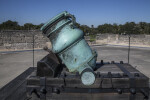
[41,11,97,85]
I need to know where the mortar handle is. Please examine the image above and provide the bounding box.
[65,13,76,25]
[41,11,76,33]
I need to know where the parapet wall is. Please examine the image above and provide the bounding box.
[96,34,150,47]
[0,30,150,51]
[0,30,49,50]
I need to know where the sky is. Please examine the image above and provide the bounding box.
[0,0,150,27]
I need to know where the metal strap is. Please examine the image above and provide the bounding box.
[115,64,135,100]
[130,94,135,100]
[40,77,46,100]
[51,87,146,93]
[108,72,113,88]
[115,64,135,87]
[58,38,83,55]
[115,64,134,77]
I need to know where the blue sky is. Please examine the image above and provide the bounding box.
[0,0,150,27]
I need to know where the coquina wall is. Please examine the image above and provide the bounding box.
[95,34,150,47]
[0,30,150,51]
[0,30,50,51]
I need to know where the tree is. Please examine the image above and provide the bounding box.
[75,22,80,28]
[97,23,114,33]
[0,20,150,34]
[35,23,44,29]
[0,20,19,30]
[0,20,45,30]
[80,25,91,35]
[23,23,36,30]
[139,22,150,34]
[112,23,119,34]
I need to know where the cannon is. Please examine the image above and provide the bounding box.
[40,11,97,85]
[0,11,149,100]
[25,11,149,100]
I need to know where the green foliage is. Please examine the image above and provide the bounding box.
[77,22,150,35]
[80,25,91,35]
[24,23,35,30]
[0,20,19,30]
[89,34,96,42]
[97,24,114,33]
[0,20,44,30]
[0,20,150,34]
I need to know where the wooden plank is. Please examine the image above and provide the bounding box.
[0,67,34,100]
[27,63,149,100]
[45,93,144,100]
[96,64,123,74]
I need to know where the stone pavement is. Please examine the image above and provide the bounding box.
[0,45,150,88]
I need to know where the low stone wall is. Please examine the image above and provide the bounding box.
[0,30,150,51]
[96,34,150,47]
[0,30,50,51]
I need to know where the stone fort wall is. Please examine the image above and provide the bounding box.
[95,34,150,47]
[0,30,49,50]
[0,30,150,51]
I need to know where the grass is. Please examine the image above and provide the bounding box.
[89,34,96,42]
